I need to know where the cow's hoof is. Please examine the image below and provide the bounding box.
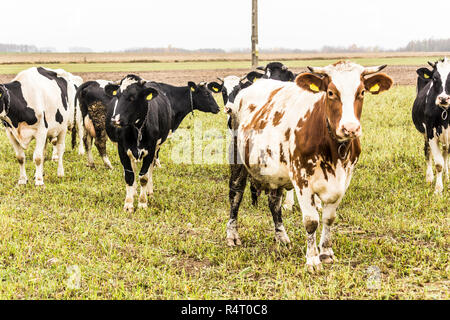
[226,236,242,247]
[35,180,44,186]
[306,255,322,273]
[434,186,443,195]
[18,177,28,185]
[137,202,148,209]
[52,156,59,162]
[57,170,64,178]
[275,230,291,245]
[123,203,134,213]
[282,203,293,211]
[86,163,95,168]
[319,254,336,264]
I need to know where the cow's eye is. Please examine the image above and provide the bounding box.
[328,90,334,97]
[361,89,365,97]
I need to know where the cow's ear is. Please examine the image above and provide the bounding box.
[416,68,433,81]
[207,82,222,93]
[246,71,264,83]
[188,81,197,92]
[140,87,158,101]
[105,84,120,97]
[364,73,393,95]
[295,73,326,93]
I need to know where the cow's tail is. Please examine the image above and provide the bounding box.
[72,81,91,150]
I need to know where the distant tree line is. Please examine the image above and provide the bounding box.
[1,38,450,53]
[0,43,39,53]
[400,38,450,52]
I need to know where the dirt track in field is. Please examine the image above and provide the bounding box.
[0,65,419,86]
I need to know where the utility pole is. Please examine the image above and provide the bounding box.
[251,0,258,68]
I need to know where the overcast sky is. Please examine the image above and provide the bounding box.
[1,0,449,52]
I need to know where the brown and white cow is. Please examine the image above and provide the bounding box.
[227,61,392,272]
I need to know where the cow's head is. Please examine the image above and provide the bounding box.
[189,81,220,114]
[0,85,10,117]
[423,58,450,108]
[257,62,296,82]
[208,75,252,113]
[105,75,159,128]
[296,61,393,141]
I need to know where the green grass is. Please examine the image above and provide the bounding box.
[0,86,448,299]
[0,56,444,74]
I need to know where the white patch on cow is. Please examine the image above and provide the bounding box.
[120,76,140,91]
[96,80,112,89]
[222,75,242,112]
[435,58,450,106]
[326,63,363,138]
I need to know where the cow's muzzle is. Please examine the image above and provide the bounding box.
[338,122,362,140]
[436,95,450,108]
[111,114,122,128]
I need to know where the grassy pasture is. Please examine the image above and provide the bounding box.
[0,83,448,299]
[0,56,446,75]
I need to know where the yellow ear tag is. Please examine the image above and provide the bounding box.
[253,78,259,83]
[191,87,195,92]
[369,83,380,92]
[0,93,2,98]
[424,74,430,79]
[213,87,219,92]
[310,83,319,92]
[146,93,153,101]
[112,90,117,96]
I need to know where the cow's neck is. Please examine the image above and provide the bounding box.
[165,86,194,131]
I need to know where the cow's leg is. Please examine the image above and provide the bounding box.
[55,128,67,178]
[83,131,95,168]
[268,188,291,244]
[76,109,85,155]
[51,137,58,161]
[318,200,341,264]
[95,129,112,169]
[118,145,136,212]
[443,144,449,182]
[226,164,248,246]
[137,150,155,209]
[282,189,295,210]
[6,130,27,185]
[33,127,48,186]
[429,137,444,194]
[424,136,434,183]
[250,182,259,206]
[294,185,321,273]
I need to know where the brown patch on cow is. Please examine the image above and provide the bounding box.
[267,148,272,157]
[248,104,256,112]
[244,139,250,167]
[243,87,283,132]
[280,143,287,164]
[272,110,285,126]
[284,128,291,141]
[290,97,361,190]
[239,100,243,111]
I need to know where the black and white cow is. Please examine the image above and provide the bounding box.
[0,67,82,185]
[75,80,115,169]
[256,61,296,82]
[412,58,450,194]
[104,75,220,212]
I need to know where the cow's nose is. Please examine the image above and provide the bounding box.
[439,96,450,105]
[111,115,121,127]
[341,122,361,138]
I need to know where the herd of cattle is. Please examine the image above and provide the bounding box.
[0,58,449,272]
